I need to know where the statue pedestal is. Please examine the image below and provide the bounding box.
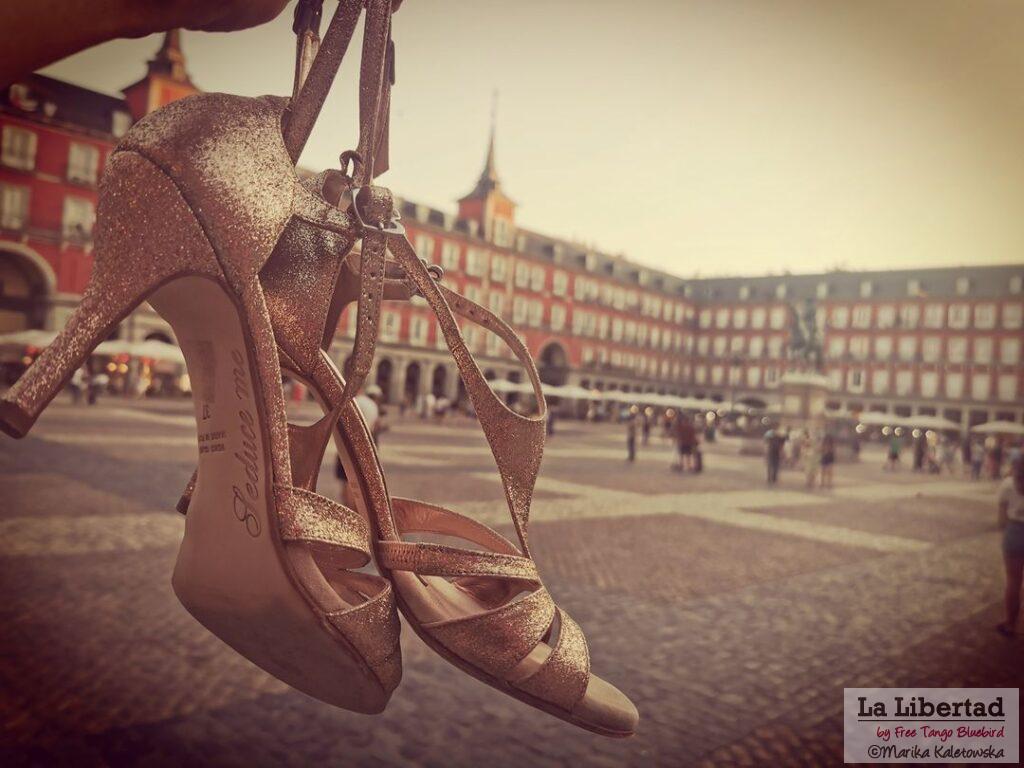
[779,371,830,434]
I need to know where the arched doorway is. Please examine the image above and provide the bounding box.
[0,246,55,332]
[375,358,393,402]
[431,364,447,398]
[404,362,421,405]
[537,342,569,386]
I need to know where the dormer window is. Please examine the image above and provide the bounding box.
[775,283,787,300]
[955,277,970,296]
[907,279,921,297]
[860,280,873,298]
[738,285,750,300]
[816,281,829,299]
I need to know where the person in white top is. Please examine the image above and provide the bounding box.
[996,455,1024,637]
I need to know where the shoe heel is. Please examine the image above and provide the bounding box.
[0,150,219,438]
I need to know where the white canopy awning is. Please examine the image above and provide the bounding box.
[971,420,1024,436]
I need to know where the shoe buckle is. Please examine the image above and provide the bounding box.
[350,185,405,235]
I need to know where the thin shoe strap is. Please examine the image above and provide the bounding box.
[387,234,546,557]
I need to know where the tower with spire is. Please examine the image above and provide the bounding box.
[457,97,516,246]
[122,31,199,122]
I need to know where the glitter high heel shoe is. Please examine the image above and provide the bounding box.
[0,1,403,714]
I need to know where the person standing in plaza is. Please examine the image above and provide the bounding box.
[885,432,901,471]
[971,440,985,480]
[337,385,381,506]
[765,428,784,485]
[675,413,698,472]
[996,456,1024,638]
[803,431,820,489]
[625,406,639,463]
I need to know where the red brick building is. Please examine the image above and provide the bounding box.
[2,34,1022,428]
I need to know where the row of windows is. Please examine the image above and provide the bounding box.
[580,347,679,379]
[2,125,102,184]
[0,182,94,238]
[825,335,1020,365]
[830,369,1018,403]
[700,301,1024,332]
[411,230,688,321]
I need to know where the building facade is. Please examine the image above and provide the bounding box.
[2,35,1022,427]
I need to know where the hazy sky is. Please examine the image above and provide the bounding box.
[42,0,1024,277]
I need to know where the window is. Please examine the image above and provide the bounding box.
[749,336,765,357]
[511,296,526,324]
[715,308,730,329]
[923,303,944,329]
[974,337,993,364]
[947,336,967,364]
[896,370,913,396]
[734,308,748,329]
[441,241,460,270]
[767,336,784,358]
[695,365,707,384]
[414,233,435,262]
[751,308,766,329]
[711,365,724,385]
[765,367,780,386]
[852,305,871,329]
[998,375,1018,403]
[898,336,917,361]
[463,284,481,305]
[832,305,851,328]
[738,285,750,300]
[1003,303,1023,329]
[1011,276,1023,294]
[974,304,996,329]
[971,373,990,401]
[859,280,873,298]
[597,315,609,339]
[611,318,623,342]
[850,336,869,360]
[552,270,568,297]
[848,369,866,393]
[67,142,100,184]
[775,283,787,299]
[907,279,921,297]
[729,336,745,354]
[746,367,761,388]
[699,309,712,329]
[948,304,969,329]
[955,277,970,296]
[490,255,507,283]
[899,304,919,329]
[530,267,545,292]
[920,371,938,398]
[514,261,529,288]
[876,305,896,329]
[713,336,727,355]
[1001,338,1021,365]
[550,304,566,331]
[872,370,889,394]
[0,183,30,229]
[111,110,132,138]
[921,336,941,363]
[697,337,709,355]
[945,372,964,399]
[380,311,399,342]
[62,196,94,240]
[816,282,829,299]
[874,336,893,360]
[527,300,543,327]
[409,316,428,346]
[827,337,846,359]
[466,248,489,277]
[769,307,786,330]
[492,217,512,247]
[1,126,36,170]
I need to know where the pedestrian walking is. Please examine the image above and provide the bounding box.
[996,456,1024,638]
[674,414,697,472]
[626,406,639,463]
[641,408,652,445]
[69,367,86,404]
[939,437,957,475]
[971,440,985,480]
[912,432,925,472]
[820,433,835,489]
[765,428,784,485]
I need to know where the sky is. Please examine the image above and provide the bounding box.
[42,0,1024,278]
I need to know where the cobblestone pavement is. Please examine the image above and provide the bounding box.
[1,397,1021,767]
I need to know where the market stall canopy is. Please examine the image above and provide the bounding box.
[94,338,185,364]
[0,329,59,348]
[856,411,961,431]
[971,420,1024,436]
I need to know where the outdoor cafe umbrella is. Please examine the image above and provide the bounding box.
[0,329,59,348]
[971,420,1024,437]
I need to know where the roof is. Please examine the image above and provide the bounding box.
[1,75,127,138]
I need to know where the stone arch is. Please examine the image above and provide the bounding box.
[0,244,56,332]
[375,358,394,402]
[431,363,447,398]
[404,361,421,403]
